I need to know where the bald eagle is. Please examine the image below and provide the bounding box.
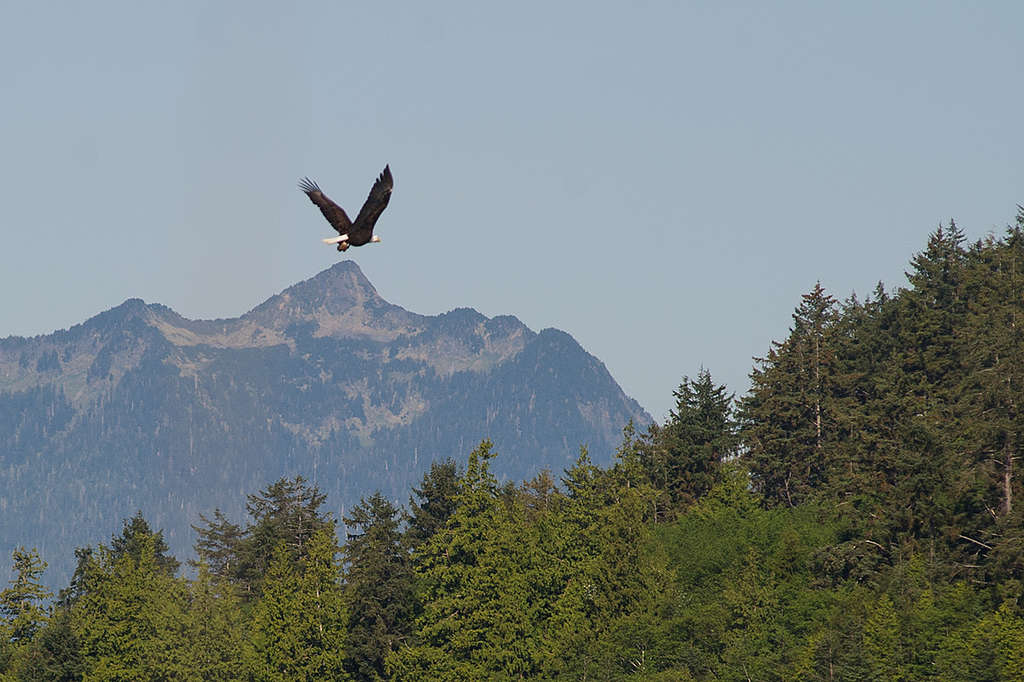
[299,165,393,252]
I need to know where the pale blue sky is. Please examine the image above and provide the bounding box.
[2,2,1022,420]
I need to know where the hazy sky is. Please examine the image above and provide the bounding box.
[3,2,1022,421]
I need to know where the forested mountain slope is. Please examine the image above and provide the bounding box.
[0,261,649,584]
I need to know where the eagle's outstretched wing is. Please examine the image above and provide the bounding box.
[351,165,393,236]
[298,177,352,235]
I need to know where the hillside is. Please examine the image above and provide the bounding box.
[0,261,650,582]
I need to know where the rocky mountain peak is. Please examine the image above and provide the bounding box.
[242,261,421,341]
[80,297,155,332]
[286,260,382,309]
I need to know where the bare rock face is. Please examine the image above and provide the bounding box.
[242,262,426,342]
[0,261,650,585]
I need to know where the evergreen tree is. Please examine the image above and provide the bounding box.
[190,508,243,578]
[718,547,787,679]
[8,609,83,682]
[342,491,415,681]
[609,421,669,522]
[742,282,839,507]
[539,443,672,678]
[0,547,52,644]
[879,223,969,550]
[70,535,191,680]
[247,543,302,681]
[904,222,968,390]
[936,600,1024,681]
[56,547,93,610]
[184,563,245,681]
[248,528,348,681]
[560,447,603,506]
[109,511,180,577]
[518,469,561,522]
[300,525,349,679]
[862,593,905,680]
[957,213,1024,588]
[390,441,550,679]
[654,368,737,510]
[960,226,1024,515]
[235,475,332,596]
[406,458,459,550]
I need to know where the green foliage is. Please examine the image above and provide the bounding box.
[0,547,52,644]
[863,594,904,679]
[936,601,1024,680]
[390,439,673,679]
[246,543,303,680]
[191,475,334,599]
[6,608,83,681]
[190,509,243,578]
[183,563,245,681]
[247,528,348,681]
[642,369,738,515]
[391,440,539,679]
[741,282,839,508]
[343,491,415,680]
[654,480,841,680]
[69,535,191,680]
[406,458,460,550]
[109,512,180,577]
[236,476,333,596]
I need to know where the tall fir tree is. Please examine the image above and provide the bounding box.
[342,491,415,681]
[961,218,1024,514]
[109,512,180,577]
[247,526,348,681]
[742,282,839,507]
[190,508,243,578]
[7,608,83,681]
[406,458,460,550]
[183,562,245,681]
[541,441,670,678]
[0,547,52,644]
[878,223,970,556]
[234,476,333,597]
[957,212,1024,594]
[69,534,191,680]
[389,441,552,679]
[654,368,737,510]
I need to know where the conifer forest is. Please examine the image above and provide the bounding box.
[5,211,1024,680]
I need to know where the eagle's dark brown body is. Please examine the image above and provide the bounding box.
[299,166,393,251]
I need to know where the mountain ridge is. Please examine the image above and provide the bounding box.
[0,261,650,586]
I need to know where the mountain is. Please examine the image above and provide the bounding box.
[0,261,650,585]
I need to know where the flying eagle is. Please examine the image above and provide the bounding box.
[298,165,393,252]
